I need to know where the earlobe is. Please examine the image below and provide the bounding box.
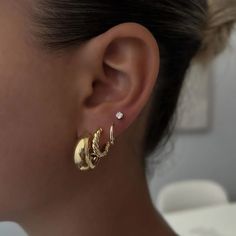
[79,22,160,141]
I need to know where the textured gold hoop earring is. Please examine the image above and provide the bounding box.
[74,124,115,171]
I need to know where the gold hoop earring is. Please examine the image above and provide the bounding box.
[74,124,115,171]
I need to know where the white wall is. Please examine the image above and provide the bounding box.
[149,29,236,203]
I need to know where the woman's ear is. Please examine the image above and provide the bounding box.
[73,22,160,142]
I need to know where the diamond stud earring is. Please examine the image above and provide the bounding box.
[116,112,124,120]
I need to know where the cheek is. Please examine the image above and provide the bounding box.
[0,1,81,220]
[0,42,78,220]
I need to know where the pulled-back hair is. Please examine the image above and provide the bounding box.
[30,0,236,163]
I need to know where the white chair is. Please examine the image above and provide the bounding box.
[156,179,229,214]
[0,222,27,236]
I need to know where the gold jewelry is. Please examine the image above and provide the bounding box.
[74,124,115,171]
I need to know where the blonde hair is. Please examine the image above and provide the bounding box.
[196,0,236,61]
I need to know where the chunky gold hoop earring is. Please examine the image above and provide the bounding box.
[74,124,115,171]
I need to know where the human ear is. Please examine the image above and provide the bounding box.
[73,22,160,143]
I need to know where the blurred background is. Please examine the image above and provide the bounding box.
[149,26,236,203]
[146,25,236,236]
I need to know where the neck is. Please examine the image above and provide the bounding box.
[17,137,175,236]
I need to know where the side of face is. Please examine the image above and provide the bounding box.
[0,1,81,220]
[0,0,160,222]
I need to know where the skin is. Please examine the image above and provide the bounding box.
[0,1,177,235]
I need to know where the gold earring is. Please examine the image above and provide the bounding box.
[74,124,115,171]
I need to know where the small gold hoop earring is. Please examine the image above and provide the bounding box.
[74,124,115,171]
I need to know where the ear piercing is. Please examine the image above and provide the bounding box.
[116,112,124,120]
[74,111,124,171]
